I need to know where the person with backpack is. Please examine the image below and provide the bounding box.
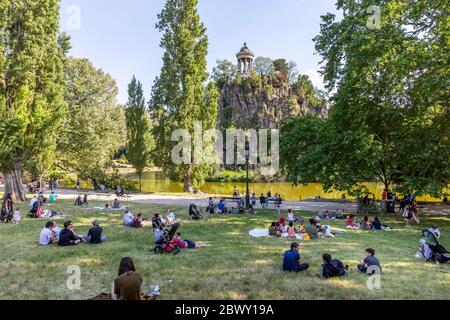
[321,253,348,279]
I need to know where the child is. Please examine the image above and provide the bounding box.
[357,248,382,275]
[13,209,21,224]
[287,222,296,239]
[287,209,296,223]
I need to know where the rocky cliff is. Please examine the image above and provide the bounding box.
[217,77,329,130]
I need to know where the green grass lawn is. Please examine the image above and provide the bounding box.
[0,199,449,300]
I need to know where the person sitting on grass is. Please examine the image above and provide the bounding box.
[112,257,142,301]
[83,194,89,206]
[58,221,83,246]
[105,203,112,210]
[306,218,319,239]
[287,222,296,239]
[346,214,359,229]
[429,224,441,239]
[173,232,209,249]
[39,221,58,246]
[165,209,176,225]
[132,213,144,229]
[112,198,122,209]
[217,199,226,214]
[268,222,281,237]
[123,209,135,227]
[357,248,382,275]
[283,242,309,273]
[321,253,348,279]
[359,217,371,230]
[247,204,255,215]
[87,220,106,244]
[371,217,389,231]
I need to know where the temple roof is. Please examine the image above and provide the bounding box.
[236,42,255,58]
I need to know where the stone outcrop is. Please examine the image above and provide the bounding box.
[217,78,329,130]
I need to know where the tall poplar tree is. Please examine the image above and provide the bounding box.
[150,0,219,192]
[125,76,153,192]
[0,0,67,201]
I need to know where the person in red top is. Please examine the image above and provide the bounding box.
[382,189,388,200]
[346,214,359,229]
[132,213,144,228]
[173,232,208,249]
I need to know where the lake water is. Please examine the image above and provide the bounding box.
[127,171,442,202]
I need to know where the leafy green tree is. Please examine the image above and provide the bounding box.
[59,57,126,181]
[287,61,299,84]
[273,59,289,80]
[125,76,154,192]
[150,0,219,192]
[211,59,237,88]
[281,0,449,197]
[253,57,273,77]
[0,0,67,201]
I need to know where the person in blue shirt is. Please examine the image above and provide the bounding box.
[217,199,226,213]
[283,242,309,273]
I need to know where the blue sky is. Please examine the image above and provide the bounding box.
[60,0,340,104]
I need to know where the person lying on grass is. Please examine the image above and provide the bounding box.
[112,257,142,301]
[58,221,84,246]
[173,232,209,249]
[320,253,348,279]
[86,220,106,244]
[283,242,309,273]
[357,248,382,275]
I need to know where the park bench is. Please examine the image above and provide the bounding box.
[222,197,244,214]
[118,194,132,202]
[267,197,283,206]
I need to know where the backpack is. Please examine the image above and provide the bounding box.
[331,259,347,276]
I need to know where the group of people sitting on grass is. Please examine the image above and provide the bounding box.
[283,243,382,278]
[39,220,106,246]
[123,209,178,230]
[345,215,390,231]
[269,210,342,240]
[74,194,89,206]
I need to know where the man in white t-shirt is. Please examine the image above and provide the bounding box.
[39,221,57,245]
[29,196,38,207]
[123,210,135,226]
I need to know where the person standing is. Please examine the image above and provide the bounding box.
[282,242,309,273]
[76,179,81,193]
[259,193,266,208]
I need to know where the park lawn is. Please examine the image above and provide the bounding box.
[0,199,449,300]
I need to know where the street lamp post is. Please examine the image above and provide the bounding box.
[245,139,250,210]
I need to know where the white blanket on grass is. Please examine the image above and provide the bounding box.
[249,228,304,240]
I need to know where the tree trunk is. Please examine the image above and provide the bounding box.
[183,165,194,193]
[139,174,142,193]
[3,162,26,202]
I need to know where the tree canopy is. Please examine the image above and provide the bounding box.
[281,0,449,197]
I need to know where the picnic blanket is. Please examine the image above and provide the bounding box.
[248,229,303,240]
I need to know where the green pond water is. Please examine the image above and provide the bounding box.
[125,171,442,202]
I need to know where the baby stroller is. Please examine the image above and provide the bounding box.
[189,204,202,220]
[154,223,181,255]
[422,229,450,264]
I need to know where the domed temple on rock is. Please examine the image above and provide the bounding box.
[216,43,330,130]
